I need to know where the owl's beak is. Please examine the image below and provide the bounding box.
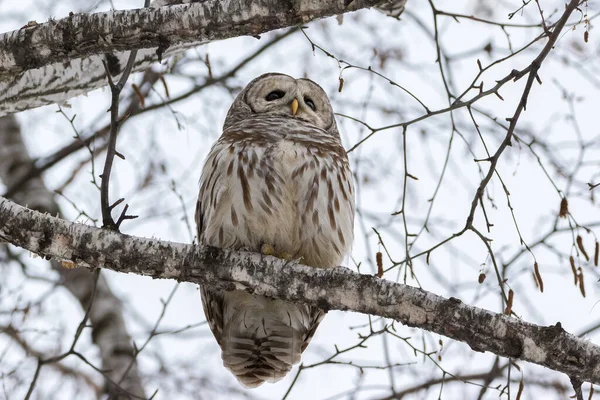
[291,98,299,116]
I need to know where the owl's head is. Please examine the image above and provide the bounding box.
[223,73,338,135]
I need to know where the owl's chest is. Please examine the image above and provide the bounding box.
[266,139,305,178]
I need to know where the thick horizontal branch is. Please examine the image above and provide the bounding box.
[0,0,381,116]
[1,196,599,384]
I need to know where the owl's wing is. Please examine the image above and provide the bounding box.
[195,137,231,346]
[195,132,278,348]
[194,196,204,244]
[302,307,326,352]
[200,285,226,345]
[196,197,227,345]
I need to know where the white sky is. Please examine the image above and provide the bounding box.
[1,0,600,399]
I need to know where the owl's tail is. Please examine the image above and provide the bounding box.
[221,319,303,387]
[203,289,323,388]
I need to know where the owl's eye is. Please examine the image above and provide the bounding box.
[304,97,316,111]
[265,90,285,101]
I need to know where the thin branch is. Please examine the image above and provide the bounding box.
[465,0,583,231]
[99,43,140,230]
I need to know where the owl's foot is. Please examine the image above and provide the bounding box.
[261,243,277,257]
[261,244,293,260]
[277,251,293,260]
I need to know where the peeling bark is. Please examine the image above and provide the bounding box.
[0,46,188,117]
[0,0,382,116]
[1,196,599,385]
[0,116,145,399]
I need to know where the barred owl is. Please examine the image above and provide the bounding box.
[195,73,355,387]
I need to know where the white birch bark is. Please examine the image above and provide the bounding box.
[1,195,599,386]
[0,0,382,116]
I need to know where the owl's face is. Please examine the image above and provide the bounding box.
[224,73,337,134]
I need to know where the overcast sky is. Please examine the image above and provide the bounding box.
[1,1,600,399]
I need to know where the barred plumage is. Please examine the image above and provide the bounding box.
[196,73,354,387]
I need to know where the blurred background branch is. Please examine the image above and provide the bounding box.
[0,115,145,399]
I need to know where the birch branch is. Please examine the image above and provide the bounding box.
[0,116,145,399]
[0,0,382,116]
[1,196,599,385]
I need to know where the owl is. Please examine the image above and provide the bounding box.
[195,73,355,387]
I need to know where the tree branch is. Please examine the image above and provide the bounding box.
[1,196,600,385]
[99,40,141,230]
[464,0,582,231]
[0,116,145,399]
[0,0,382,116]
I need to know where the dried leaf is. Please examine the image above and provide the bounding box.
[478,273,486,284]
[516,379,524,400]
[205,53,213,79]
[577,235,590,261]
[559,197,569,218]
[570,256,578,285]
[504,289,514,315]
[534,262,544,293]
[594,241,599,267]
[160,75,170,99]
[578,268,586,297]
[338,77,344,93]
[131,83,145,108]
[61,260,76,269]
[376,251,383,278]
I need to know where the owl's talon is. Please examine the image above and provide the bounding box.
[261,244,294,260]
[261,243,277,256]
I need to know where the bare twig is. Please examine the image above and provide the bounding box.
[100,48,139,230]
